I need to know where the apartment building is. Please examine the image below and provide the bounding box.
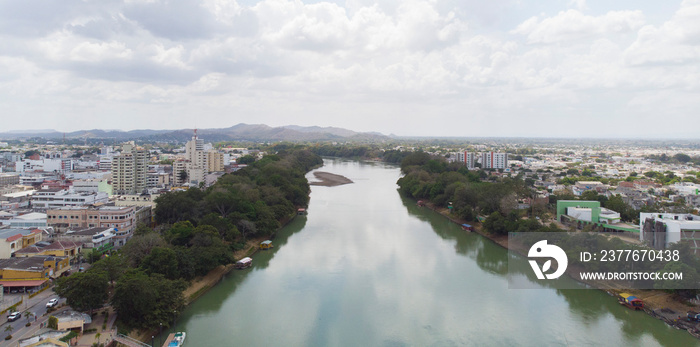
[481,152,508,169]
[207,150,225,172]
[185,132,207,184]
[112,142,147,195]
[455,151,476,169]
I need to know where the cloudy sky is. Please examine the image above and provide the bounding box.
[1,0,698,138]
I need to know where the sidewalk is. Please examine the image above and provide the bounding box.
[73,307,117,347]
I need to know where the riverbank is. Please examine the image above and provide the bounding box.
[418,201,700,340]
[309,171,353,186]
[131,213,302,344]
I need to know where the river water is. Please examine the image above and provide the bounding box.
[160,159,699,347]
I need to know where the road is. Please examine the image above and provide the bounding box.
[0,288,65,345]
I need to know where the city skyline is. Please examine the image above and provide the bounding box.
[1,0,698,138]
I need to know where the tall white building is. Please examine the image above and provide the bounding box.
[112,142,147,195]
[455,151,476,169]
[184,130,208,184]
[480,152,508,169]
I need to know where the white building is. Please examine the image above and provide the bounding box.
[640,212,700,253]
[1,212,47,229]
[185,132,207,184]
[31,188,109,210]
[480,152,508,169]
[14,158,73,173]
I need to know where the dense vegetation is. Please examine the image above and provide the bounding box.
[396,151,530,223]
[55,148,323,331]
[308,144,412,164]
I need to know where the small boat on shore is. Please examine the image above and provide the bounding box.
[168,332,186,347]
[235,257,253,269]
[260,240,273,250]
[618,293,644,310]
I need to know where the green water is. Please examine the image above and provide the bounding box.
[160,159,699,347]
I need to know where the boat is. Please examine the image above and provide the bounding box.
[618,293,644,310]
[235,257,253,269]
[168,332,186,347]
[260,240,273,250]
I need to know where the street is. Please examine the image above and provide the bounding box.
[0,288,65,345]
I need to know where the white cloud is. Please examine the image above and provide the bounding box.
[512,9,645,44]
[625,0,700,66]
[0,0,697,137]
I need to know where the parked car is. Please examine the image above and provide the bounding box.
[46,298,59,308]
[7,311,21,321]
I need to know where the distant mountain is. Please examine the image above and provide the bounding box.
[0,124,389,143]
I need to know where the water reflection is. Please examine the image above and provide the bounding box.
[165,160,699,347]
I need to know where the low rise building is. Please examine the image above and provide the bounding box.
[0,212,47,229]
[31,188,109,210]
[640,213,700,253]
[47,205,150,247]
[53,310,92,333]
[0,255,69,292]
[14,240,82,259]
[59,227,114,254]
[0,228,43,259]
[0,173,20,186]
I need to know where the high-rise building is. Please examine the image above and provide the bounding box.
[455,151,476,169]
[480,152,508,169]
[183,131,206,184]
[112,142,147,194]
[207,150,225,172]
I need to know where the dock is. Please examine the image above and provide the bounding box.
[162,332,176,347]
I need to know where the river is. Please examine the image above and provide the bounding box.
[159,159,699,347]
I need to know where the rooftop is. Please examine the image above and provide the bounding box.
[66,227,113,236]
[0,228,41,240]
[0,255,62,272]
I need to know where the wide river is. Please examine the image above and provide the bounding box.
[160,159,699,346]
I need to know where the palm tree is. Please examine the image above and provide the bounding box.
[23,310,32,325]
[4,324,13,340]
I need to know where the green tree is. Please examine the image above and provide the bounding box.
[237,155,256,164]
[165,221,195,246]
[112,271,186,330]
[54,272,109,313]
[120,233,167,267]
[483,212,508,235]
[178,170,188,183]
[48,316,58,329]
[133,223,153,236]
[674,153,691,163]
[91,254,126,284]
[141,247,179,279]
